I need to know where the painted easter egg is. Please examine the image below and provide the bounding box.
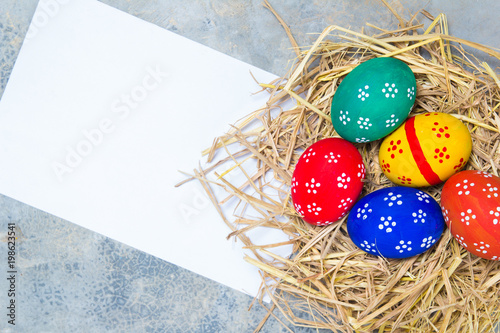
[379,112,472,187]
[441,170,500,261]
[347,187,445,259]
[291,138,365,226]
[331,57,416,143]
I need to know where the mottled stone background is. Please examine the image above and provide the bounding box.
[0,1,499,332]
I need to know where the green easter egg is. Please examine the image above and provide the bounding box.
[331,57,416,143]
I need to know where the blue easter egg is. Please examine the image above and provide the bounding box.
[347,187,445,259]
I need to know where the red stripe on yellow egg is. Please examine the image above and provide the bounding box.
[404,116,442,185]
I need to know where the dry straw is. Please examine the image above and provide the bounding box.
[181,2,500,332]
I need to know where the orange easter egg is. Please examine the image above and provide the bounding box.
[379,112,472,187]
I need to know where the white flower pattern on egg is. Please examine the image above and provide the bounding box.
[459,208,476,226]
[385,114,399,128]
[357,117,373,130]
[382,83,399,98]
[357,86,370,101]
[325,152,340,164]
[356,203,372,220]
[303,149,316,163]
[305,178,321,194]
[455,234,468,248]
[489,207,500,225]
[479,171,493,178]
[360,240,377,254]
[378,216,396,233]
[291,177,299,194]
[357,163,365,178]
[421,236,436,249]
[294,203,304,216]
[407,86,415,99]
[339,110,351,125]
[473,241,490,254]
[482,182,499,198]
[456,179,475,195]
[416,191,431,203]
[412,209,427,223]
[395,240,412,253]
[307,202,322,216]
[441,207,450,223]
[337,198,353,210]
[383,192,403,207]
[337,173,350,189]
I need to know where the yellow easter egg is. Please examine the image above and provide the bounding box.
[379,112,472,187]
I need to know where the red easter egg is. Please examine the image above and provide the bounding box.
[291,138,365,226]
[441,170,500,260]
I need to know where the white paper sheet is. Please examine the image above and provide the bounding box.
[0,0,291,298]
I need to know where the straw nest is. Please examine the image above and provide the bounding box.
[183,2,500,332]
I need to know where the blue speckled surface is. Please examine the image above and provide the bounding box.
[0,1,499,332]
